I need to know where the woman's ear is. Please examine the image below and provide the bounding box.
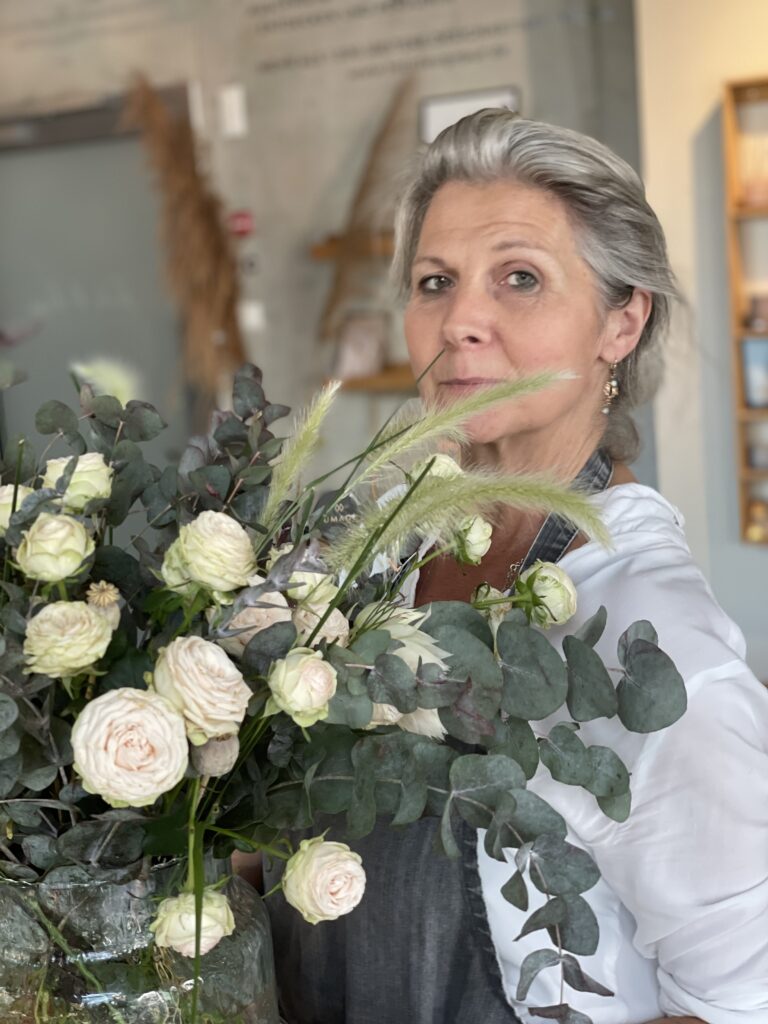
[600,288,653,363]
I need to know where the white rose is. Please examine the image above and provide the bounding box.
[160,538,194,595]
[151,887,235,957]
[292,606,350,648]
[356,605,449,674]
[16,512,94,582]
[71,687,188,807]
[153,636,251,746]
[0,484,33,538]
[519,560,578,627]
[266,648,337,727]
[209,588,292,658]
[167,511,256,593]
[23,601,114,678]
[286,571,338,614]
[42,452,113,512]
[454,515,493,565]
[414,452,462,479]
[283,837,366,925]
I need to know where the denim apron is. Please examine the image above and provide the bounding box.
[265,449,614,1024]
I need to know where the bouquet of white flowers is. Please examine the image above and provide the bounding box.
[0,365,686,1024]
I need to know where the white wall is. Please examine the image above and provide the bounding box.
[635,0,768,676]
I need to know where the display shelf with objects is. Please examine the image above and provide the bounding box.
[722,76,768,543]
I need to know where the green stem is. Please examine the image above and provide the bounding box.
[56,581,68,602]
[22,895,128,1024]
[184,776,202,893]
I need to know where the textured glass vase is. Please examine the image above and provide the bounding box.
[0,864,279,1023]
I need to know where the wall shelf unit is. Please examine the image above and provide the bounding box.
[723,77,768,543]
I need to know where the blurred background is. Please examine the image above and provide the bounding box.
[0,0,767,673]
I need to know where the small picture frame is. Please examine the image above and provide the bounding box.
[742,337,768,407]
[418,86,520,145]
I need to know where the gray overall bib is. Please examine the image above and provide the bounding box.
[265,449,613,1024]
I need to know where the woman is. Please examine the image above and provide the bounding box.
[266,111,768,1024]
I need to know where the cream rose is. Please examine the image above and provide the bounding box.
[286,571,338,614]
[71,687,188,807]
[0,484,33,538]
[266,648,337,727]
[16,512,94,582]
[42,452,113,512]
[166,511,256,593]
[519,560,578,628]
[160,538,194,595]
[151,888,235,957]
[210,585,292,658]
[455,515,493,565]
[473,583,514,640]
[24,601,114,678]
[283,837,366,925]
[153,636,251,746]
[292,606,350,648]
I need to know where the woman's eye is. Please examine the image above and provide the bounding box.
[418,274,452,294]
[504,270,538,290]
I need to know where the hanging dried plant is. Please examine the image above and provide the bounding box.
[123,75,246,420]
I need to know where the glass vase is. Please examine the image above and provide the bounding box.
[0,862,279,1024]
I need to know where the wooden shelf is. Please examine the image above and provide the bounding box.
[310,231,394,261]
[722,76,768,541]
[339,363,416,393]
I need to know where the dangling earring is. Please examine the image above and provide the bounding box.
[602,361,620,415]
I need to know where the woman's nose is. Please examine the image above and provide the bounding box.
[440,285,496,348]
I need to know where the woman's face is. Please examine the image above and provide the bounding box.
[404,179,640,452]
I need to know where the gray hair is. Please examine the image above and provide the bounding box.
[391,110,681,463]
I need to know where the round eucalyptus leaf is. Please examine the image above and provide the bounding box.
[548,894,599,956]
[529,834,600,896]
[560,953,614,996]
[422,601,494,649]
[563,635,618,721]
[498,621,568,721]
[571,605,607,648]
[501,869,529,912]
[585,745,630,798]
[539,724,592,787]
[617,639,687,732]
[369,653,417,712]
[596,790,631,823]
[0,694,19,732]
[486,716,540,779]
[504,789,567,843]
[0,752,22,798]
[0,725,21,760]
[34,399,78,436]
[449,754,526,828]
[516,895,567,941]
[617,620,658,666]
[516,948,561,1001]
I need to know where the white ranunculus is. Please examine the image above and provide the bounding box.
[151,888,235,957]
[455,514,493,565]
[266,648,337,727]
[355,605,449,675]
[15,512,94,583]
[210,590,292,658]
[397,707,447,740]
[71,687,188,808]
[292,606,350,648]
[283,837,366,925]
[519,560,578,628]
[166,511,256,593]
[0,484,33,538]
[23,601,114,678]
[286,571,338,614]
[42,452,113,512]
[153,636,251,746]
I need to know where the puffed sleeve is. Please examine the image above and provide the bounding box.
[594,663,768,1023]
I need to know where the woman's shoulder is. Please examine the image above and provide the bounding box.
[558,483,749,681]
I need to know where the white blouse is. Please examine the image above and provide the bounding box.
[407,483,768,1023]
